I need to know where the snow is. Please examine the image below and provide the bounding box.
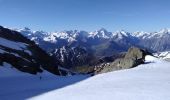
[30,55,170,100]
[12,27,170,44]
[0,37,32,56]
[0,37,28,50]
[43,33,58,43]
[0,62,31,77]
[0,49,5,53]
[0,63,90,100]
[133,31,151,39]
[112,30,132,39]
[154,51,170,59]
[159,28,170,34]
[25,50,32,56]
[88,28,112,39]
[43,31,77,43]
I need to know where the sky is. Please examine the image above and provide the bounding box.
[0,0,170,32]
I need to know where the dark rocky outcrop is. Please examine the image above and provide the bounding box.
[94,47,151,74]
[0,26,60,75]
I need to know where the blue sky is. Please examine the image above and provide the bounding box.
[0,0,170,32]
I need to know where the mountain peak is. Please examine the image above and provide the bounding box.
[23,27,31,31]
[159,28,170,34]
[89,28,112,38]
[114,30,130,37]
[98,28,108,32]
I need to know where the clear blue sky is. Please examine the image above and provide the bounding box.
[0,0,170,32]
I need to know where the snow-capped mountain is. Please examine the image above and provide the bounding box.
[52,46,93,69]
[13,27,170,70]
[88,28,113,39]
[138,28,170,51]
[16,27,49,43]
[16,27,170,52]
[154,51,170,61]
[133,28,170,39]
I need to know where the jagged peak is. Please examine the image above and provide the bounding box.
[23,27,31,31]
[114,30,131,37]
[98,28,108,32]
[159,28,170,34]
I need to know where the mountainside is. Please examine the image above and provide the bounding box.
[137,28,170,52]
[14,27,170,69]
[51,46,95,68]
[154,51,170,61]
[0,26,60,75]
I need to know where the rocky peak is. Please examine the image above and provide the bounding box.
[94,47,151,74]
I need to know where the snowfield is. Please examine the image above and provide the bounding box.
[0,37,32,55]
[0,55,170,100]
[0,63,89,100]
[154,51,170,60]
[30,56,170,100]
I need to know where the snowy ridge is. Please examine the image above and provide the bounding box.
[88,28,113,39]
[13,27,170,53]
[154,51,170,59]
[136,28,170,39]
[0,26,60,75]
[30,55,170,100]
[0,37,30,51]
[14,27,170,41]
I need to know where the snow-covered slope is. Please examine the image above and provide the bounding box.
[0,26,60,75]
[154,51,170,61]
[0,63,89,100]
[30,55,170,100]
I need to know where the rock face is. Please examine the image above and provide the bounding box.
[0,26,60,75]
[95,47,151,74]
[51,46,95,69]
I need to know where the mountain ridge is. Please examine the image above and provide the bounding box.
[8,26,170,71]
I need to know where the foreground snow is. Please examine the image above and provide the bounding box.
[30,56,170,100]
[0,63,89,100]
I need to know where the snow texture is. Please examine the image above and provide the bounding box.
[0,56,170,100]
[0,63,89,100]
[0,37,28,50]
[30,56,170,100]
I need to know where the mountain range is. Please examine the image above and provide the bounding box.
[12,27,170,69]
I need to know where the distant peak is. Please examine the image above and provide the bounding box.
[159,28,170,34]
[98,28,108,32]
[23,27,31,31]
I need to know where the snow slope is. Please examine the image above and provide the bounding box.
[0,63,89,100]
[30,56,170,100]
[154,51,170,60]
